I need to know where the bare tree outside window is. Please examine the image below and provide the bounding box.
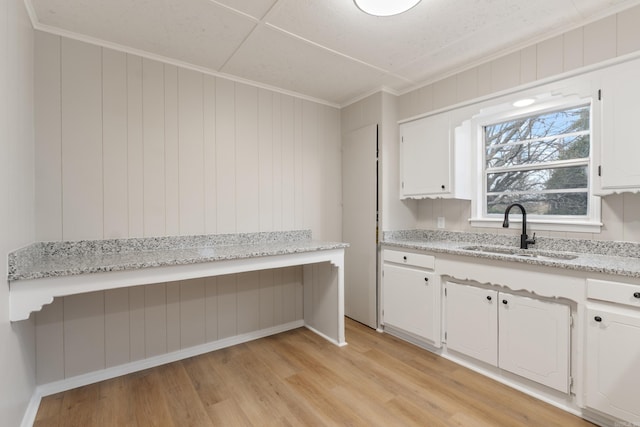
[484,104,591,217]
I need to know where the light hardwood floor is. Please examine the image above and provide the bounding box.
[34,318,595,426]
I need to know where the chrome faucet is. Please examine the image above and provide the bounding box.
[502,203,536,249]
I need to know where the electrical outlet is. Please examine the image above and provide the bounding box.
[437,217,445,228]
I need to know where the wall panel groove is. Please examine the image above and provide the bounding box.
[127,54,144,238]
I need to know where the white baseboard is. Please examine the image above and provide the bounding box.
[22,320,304,426]
[20,391,42,427]
[304,324,348,347]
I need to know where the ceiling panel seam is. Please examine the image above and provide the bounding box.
[217,0,283,72]
[262,22,414,83]
[208,0,260,22]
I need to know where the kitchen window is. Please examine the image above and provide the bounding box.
[469,92,601,232]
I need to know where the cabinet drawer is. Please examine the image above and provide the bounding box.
[587,279,640,308]
[383,249,435,269]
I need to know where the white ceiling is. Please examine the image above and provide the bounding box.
[27,0,640,106]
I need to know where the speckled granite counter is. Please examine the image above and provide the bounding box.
[8,230,347,281]
[7,230,348,337]
[382,230,640,279]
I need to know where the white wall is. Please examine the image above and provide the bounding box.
[341,91,416,232]
[0,0,36,425]
[397,4,640,242]
[33,33,342,384]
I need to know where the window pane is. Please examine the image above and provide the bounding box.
[482,101,592,220]
[487,192,588,216]
[485,105,590,148]
[487,166,588,193]
[486,135,590,168]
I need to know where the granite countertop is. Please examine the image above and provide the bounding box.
[8,230,348,281]
[382,230,640,279]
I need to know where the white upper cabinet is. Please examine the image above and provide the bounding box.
[400,112,450,198]
[594,58,640,194]
[399,112,471,200]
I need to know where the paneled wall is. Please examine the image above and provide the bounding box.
[396,4,640,242]
[34,32,341,384]
[397,6,640,121]
[35,32,341,242]
[36,268,304,383]
[0,0,36,424]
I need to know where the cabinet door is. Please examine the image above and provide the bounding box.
[498,293,570,393]
[585,305,640,422]
[598,59,640,191]
[445,282,498,366]
[400,113,451,198]
[383,264,441,346]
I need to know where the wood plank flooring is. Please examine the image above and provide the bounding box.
[34,318,595,426]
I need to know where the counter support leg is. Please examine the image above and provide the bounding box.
[303,259,346,347]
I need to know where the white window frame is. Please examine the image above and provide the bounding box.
[469,90,602,233]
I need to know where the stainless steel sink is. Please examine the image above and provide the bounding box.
[461,245,579,261]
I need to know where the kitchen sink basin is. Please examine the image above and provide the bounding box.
[461,245,579,261]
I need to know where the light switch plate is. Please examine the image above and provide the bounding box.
[437,217,445,228]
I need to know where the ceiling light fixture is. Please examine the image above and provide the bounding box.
[354,0,422,16]
[513,98,535,107]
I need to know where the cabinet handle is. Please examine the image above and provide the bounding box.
[594,316,602,322]
[441,185,445,190]
[403,256,407,261]
[486,296,492,301]
[634,292,640,299]
[502,299,508,305]
[424,277,429,283]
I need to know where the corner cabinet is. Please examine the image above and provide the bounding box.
[584,279,640,423]
[444,281,571,393]
[399,112,471,200]
[382,250,441,347]
[594,57,640,194]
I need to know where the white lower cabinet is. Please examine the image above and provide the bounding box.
[382,250,441,347]
[585,305,640,422]
[381,248,640,423]
[445,282,498,365]
[498,293,570,393]
[445,281,571,393]
[585,278,640,423]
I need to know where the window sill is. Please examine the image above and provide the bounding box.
[469,217,603,234]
